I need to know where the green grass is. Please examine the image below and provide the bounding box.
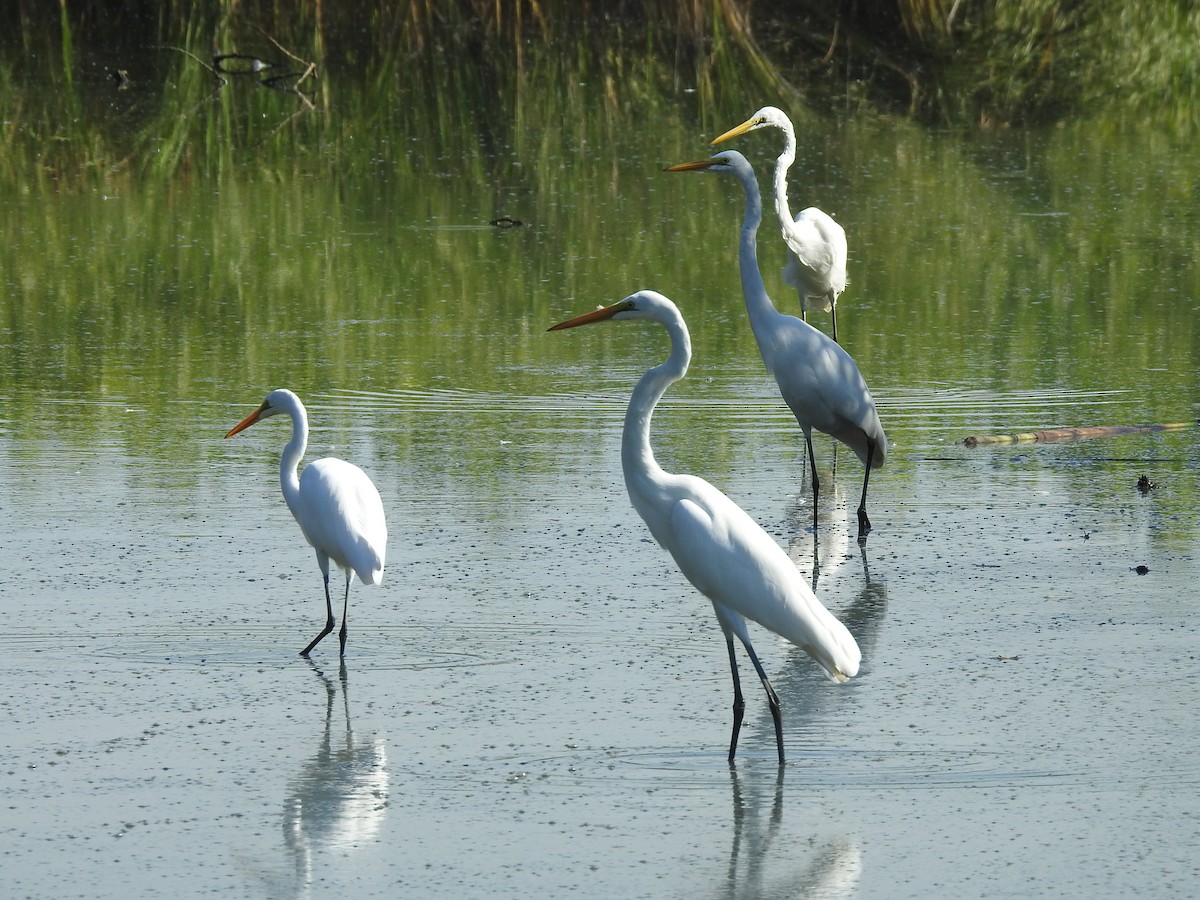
[0,0,1196,190]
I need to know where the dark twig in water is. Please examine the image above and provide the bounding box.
[261,69,318,104]
[254,98,316,147]
[252,24,319,93]
[253,24,313,70]
[151,44,227,85]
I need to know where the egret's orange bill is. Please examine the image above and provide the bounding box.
[710,116,757,145]
[663,158,720,173]
[548,299,634,331]
[225,403,268,438]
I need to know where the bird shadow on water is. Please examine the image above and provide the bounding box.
[275,660,390,898]
[721,765,861,899]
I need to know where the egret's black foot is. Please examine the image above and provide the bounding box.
[857,508,872,542]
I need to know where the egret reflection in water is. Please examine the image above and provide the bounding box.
[733,521,885,759]
[282,662,389,894]
[723,766,862,899]
[785,506,888,669]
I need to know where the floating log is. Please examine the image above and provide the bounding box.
[963,422,1196,448]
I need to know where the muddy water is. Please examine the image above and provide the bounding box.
[3,379,1198,898]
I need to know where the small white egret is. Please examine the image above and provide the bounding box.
[665,150,885,537]
[226,388,387,657]
[550,291,860,764]
[712,106,848,343]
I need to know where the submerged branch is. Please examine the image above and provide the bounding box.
[151,44,227,85]
[963,423,1197,448]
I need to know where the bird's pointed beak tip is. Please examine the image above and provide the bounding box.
[710,119,754,145]
[664,159,713,174]
[225,408,263,438]
[549,302,624,331]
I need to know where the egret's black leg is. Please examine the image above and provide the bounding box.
[742,641,784,766]
[301,576,336,657]
[856,439,876,542]
[725,635,746,762]
[829,293,839,345]
[805,430,820,530]
[337,573,351,657]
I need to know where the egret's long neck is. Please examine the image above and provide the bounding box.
[278,407,308,514]
[734,164,783,338]
[772,127,798,237]
[622,316,691,485]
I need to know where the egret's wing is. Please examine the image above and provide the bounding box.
[299,459,387,583]
[769,321,887,468]
[665,489,859,681]
[782,208,847,303]
[666,495,752,645]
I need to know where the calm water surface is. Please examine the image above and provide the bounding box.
[2,34,1199,899]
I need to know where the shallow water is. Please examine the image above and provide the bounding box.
[3,382,1198,898]
[3,20,1200,898]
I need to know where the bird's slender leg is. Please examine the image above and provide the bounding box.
[804,429,820,530]
[725,634,747,763]
[301,571,337,657]
[742,639,785,765]
[856,439,876,541]
[829,292,839,344]
[337,572,352,657]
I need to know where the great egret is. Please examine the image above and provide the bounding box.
[549,290,860,764]
[665,150,885,537]
[712,106,848,343]
[225,388,387,657]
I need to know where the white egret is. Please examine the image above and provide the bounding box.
[712,106,848,343]
[226,389,387,657]
[550,291,860,764]
[665,150,885,537]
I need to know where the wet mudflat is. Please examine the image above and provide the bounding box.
[2,383,1197,899]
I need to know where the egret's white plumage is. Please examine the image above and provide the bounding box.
[712,106,848,342]
[226,388,386,657]
[550,291,859,763]
[666,150,885,537]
